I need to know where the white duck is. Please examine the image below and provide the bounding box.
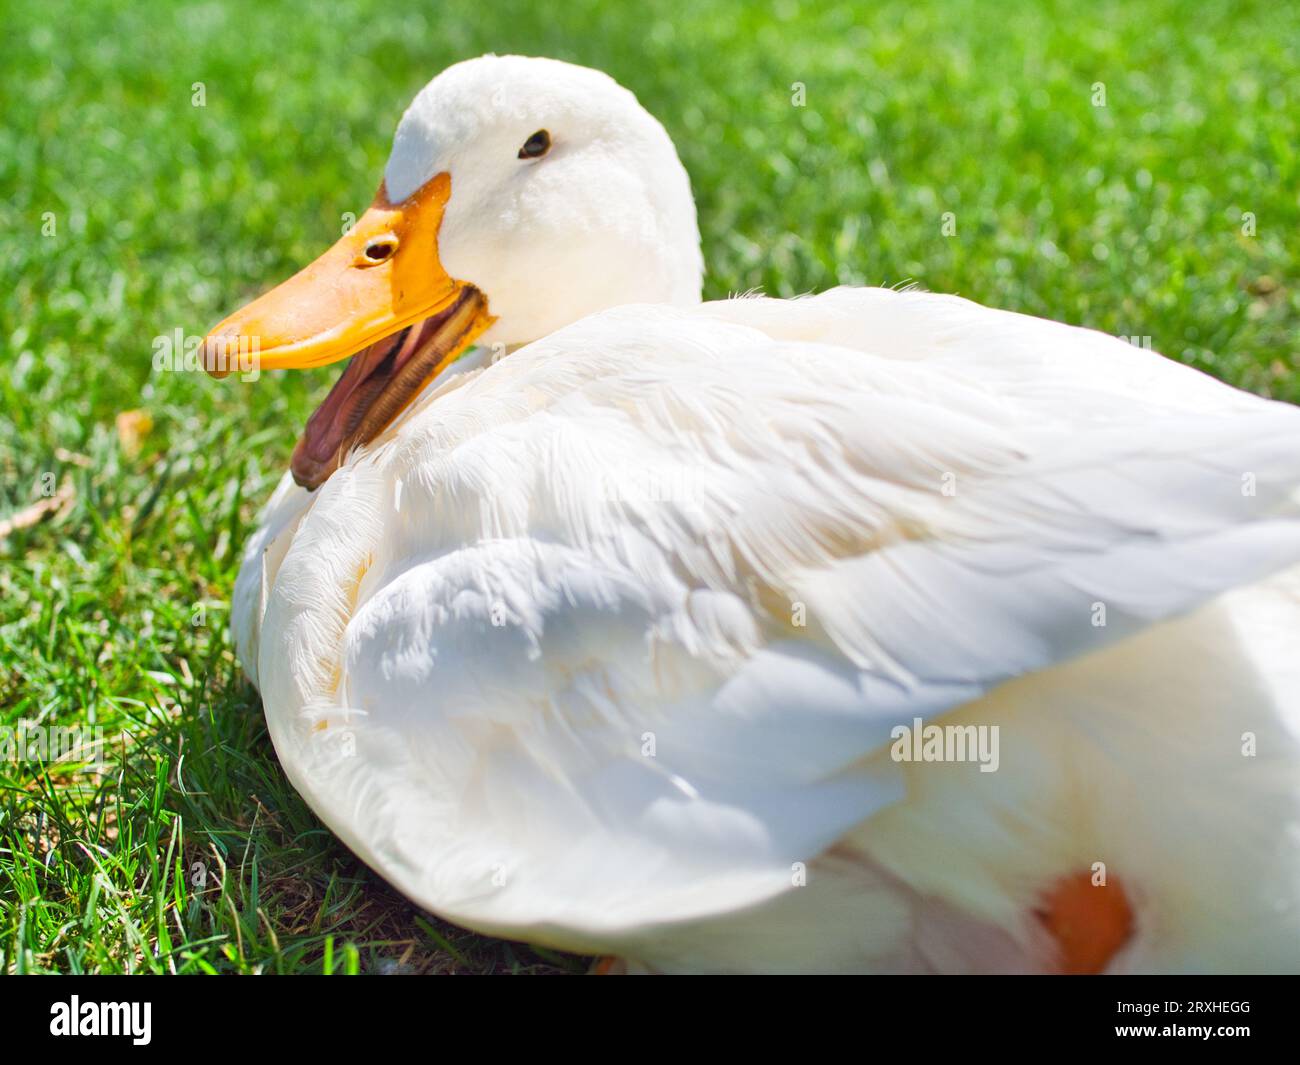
[203,55,1300,974]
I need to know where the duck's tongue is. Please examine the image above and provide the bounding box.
[296,323,424,465]
[290,287,489,490]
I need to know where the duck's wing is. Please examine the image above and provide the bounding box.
[248,289,1300,944]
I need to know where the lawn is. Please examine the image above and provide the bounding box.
[1,0,1296,974]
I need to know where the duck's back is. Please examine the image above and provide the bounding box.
[232,287,1300,971]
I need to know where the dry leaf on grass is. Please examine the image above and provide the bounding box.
[0,478,75,540]
[115,409,154,457]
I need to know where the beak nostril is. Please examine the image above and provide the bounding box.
[362,237,398,265]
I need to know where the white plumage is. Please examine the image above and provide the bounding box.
[228,57,1300,973]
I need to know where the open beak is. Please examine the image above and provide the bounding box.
[201,172,495,490]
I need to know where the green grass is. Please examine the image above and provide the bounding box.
[1,0,1296,973]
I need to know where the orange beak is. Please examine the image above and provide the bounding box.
[201,173,495,489]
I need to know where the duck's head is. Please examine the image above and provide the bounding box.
[202,55,702,489]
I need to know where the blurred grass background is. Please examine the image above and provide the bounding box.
[0,0,1296,973]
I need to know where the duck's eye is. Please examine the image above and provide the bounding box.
[362,237,397,264]
[518,129,551,159]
